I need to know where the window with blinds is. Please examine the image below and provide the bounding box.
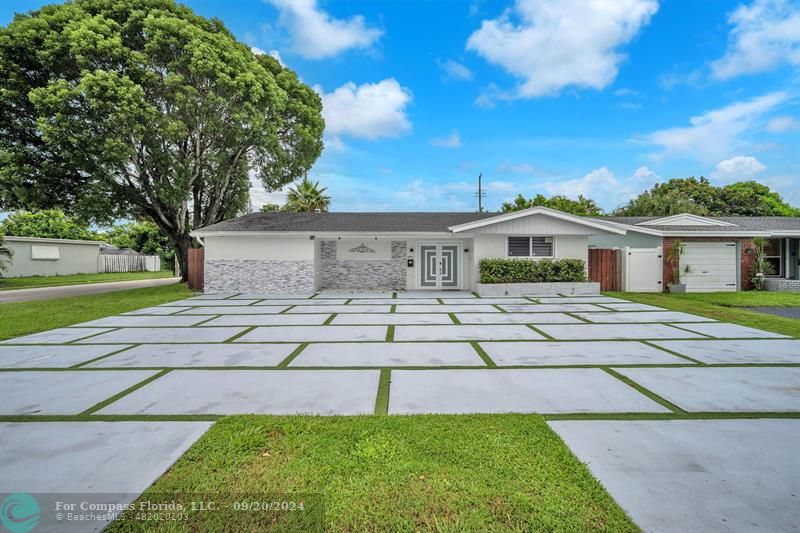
[531,236,553,257]
[507,236,553,257]
[507,236,531,256]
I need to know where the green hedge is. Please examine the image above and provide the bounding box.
[479,258,587,284]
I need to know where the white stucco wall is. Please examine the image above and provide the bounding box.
[471,234,589,287]
[203,235,315,260]
[2,237,101,277]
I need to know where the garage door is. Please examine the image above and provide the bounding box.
[681,242,737,292]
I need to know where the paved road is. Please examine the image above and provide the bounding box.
[741,306,800,319]
[0,277,181,303]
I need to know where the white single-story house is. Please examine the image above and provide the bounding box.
[192,207,626,293]
[1,236,102,278]
[191,208,800,293]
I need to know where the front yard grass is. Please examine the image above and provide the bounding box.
[108,415,637,532]
[0,270,175,290]
[0,283,192,340]
[608,291,800,338]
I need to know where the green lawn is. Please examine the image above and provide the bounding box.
[607,291,800,338]
[0,270,175,290]
[107,415,637,532]
[0,283,192,340]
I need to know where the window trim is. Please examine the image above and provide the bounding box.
[505,235,555,259]
[763,238,783,277]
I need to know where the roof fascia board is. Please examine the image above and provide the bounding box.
[3,236,102,245]
[191,230,459,238]
[663,231,772,237]
[638,213,738,227]
[448,206,626,235]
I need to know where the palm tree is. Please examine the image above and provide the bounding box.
[0,234,14,278]
[284,177,331,212]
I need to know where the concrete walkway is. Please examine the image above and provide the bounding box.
[0,277,180,303]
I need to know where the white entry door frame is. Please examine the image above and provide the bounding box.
[417,241,462,290]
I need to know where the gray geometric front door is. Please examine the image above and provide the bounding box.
[419,243,460,289]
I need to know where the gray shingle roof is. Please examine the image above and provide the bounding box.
[600,216,800,233]
[196,212,499,233]
[196,212,800,234]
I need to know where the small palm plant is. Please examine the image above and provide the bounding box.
[284,177,331,213]
[0,234,14,279]
[666,239,692,292]
[750,236,775,291]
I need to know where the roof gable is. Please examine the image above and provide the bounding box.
[448,206,626,235]
[637,214,738,227]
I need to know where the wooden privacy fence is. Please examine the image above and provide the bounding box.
[588,248,620,291]
[100,254,160,273]
[187,247,204,290]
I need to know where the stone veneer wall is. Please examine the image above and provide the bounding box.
[205,259,314,293]
[320,240,407,290]
[764,278,800,292]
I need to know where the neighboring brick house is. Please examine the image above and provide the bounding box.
[592,214,800,292]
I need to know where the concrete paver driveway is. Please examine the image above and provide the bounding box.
[1,290,798,532]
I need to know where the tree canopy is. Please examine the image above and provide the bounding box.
[501,194,604,216]
[0,0,324,278]
[0,210,97,240]
[613,177,799,217]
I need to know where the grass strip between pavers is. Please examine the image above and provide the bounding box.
[374,369,391,415]
[1,411,799,424]
[70,345,139,368]
[469,341,497,368]
[385,325,395,342]
[641,340,706,365]
[602,367,687,414]
[222,326,256,343]
[322,313,336,325]
[277,343,308,368]
[448,313,461,324]
[78,369,172,416]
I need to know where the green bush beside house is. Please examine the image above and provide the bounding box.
[479,258,587,284]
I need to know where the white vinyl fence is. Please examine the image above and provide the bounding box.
[100,254,161,273]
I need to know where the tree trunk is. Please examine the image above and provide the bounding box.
[173,233,192,283]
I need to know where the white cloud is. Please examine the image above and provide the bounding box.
[318,79,412,140]
[766,115,800,132]
[252,46,285,66]
[711,155,767,182]
[466,0,658,98]
[473,83,513,109]
[640,91,789,162]
[267,0,382,59]
[711,0,800,80]
[540,166,662,210]
[614,88,641,97]
[249,173,290,210]
[430,130,462,148]
[438,59,474,81]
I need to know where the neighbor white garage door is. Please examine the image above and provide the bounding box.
[681,242,737,292]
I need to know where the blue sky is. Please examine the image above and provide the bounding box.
[2,0,799,212]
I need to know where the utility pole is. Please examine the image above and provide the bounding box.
[475,172,486,212]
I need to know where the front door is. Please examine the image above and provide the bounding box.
[419,243,460,289]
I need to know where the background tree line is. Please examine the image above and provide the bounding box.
[502,178,799,217]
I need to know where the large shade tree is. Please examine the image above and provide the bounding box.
[0,0,324,279]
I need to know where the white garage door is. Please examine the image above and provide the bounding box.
[681,242,737,292]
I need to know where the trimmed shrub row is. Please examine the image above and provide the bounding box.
[479,258,587,284]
